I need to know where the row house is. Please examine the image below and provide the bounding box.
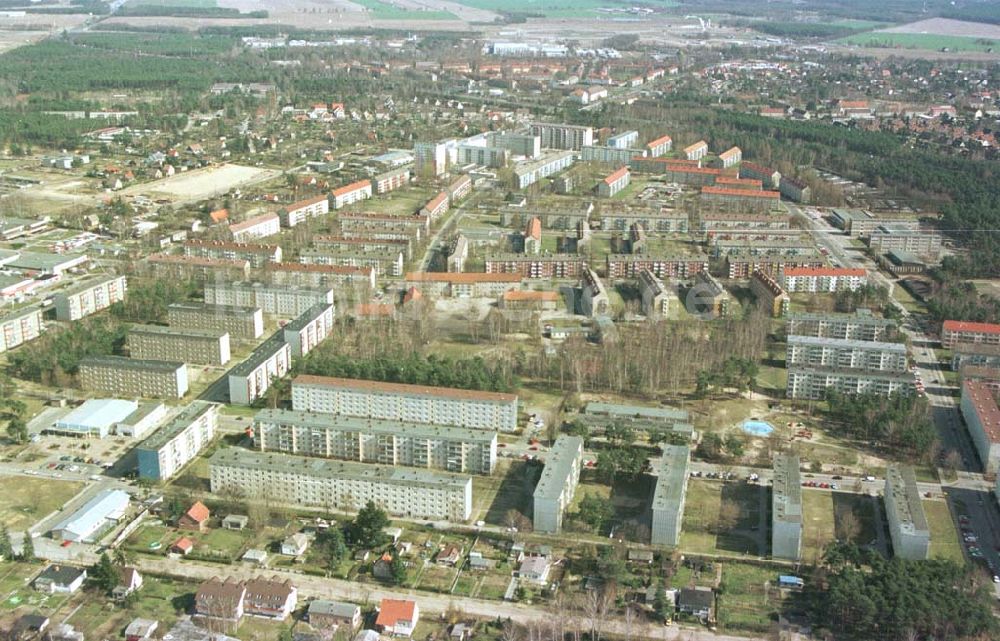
[195,576,297,623]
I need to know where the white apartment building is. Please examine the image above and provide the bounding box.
[597,167,629,198]
[414,141,453,176]
[331,180,373,209]
[136,400,219,480]
[786,367,914,400]
[0,306,43,353]
[255,408,497,475]
[373,168,410,194]
[205,281,334,318]
[683,140,708,161]
[292,375,519,432]
[512,151,576,189]
[606,130,638,149]
[282,303,334,358]
[781,267,868,293]
[786,336,908,373]
[183,240,282,268]
[230,213,281,242]
[885,465,930,560]
[650,445,690,546]
[772,454,803,560]
[960,380,1000,475]
[532,435,584,533]
[281,195,330,227]
[53,274,127,321]
[228,333,292,405]
[128,324,231,366]
[79,356,188,399]
[529,123,593,150]
[717,146,742,168]
[210,447,473,521]
[167,302,264,341]
[637,268,674,318]
[786,310,897,342]
[646,134,672,157]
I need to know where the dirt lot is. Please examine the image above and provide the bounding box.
[118,163,279,202]
[878,18,1000,39]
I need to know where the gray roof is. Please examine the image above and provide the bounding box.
[788,366,914,382]
[886,464,929,535]
[585,401,689,423]
[787,309,892,324]
[168,302,260,316]
[651,446,690,513]
[283,303,334,333]
[36,565,86,585]
[79,355,184,373]
[308,600,359,618]
[532,435,583,501]
[54,273,123,297]
[129,324,227,339]
[788,335,907,353]
[229,331,289,378]
[256,408,496,444]
[9,251,85,271]
[210,447,472,490]
[137,401,216,451]
[0,304,41,324]
[772,454,802,525]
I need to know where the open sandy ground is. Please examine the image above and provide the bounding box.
[877,18,1000,39]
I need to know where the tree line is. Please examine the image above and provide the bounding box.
[824,390,936,458]
[7,316,126,386]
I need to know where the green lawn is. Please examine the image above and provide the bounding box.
[0,477,84,531]
[680,480,763,557]
[718,562,787,635]
[840,32,999,52]
[923,500,964,564]
[801,490,878,562]
[353,0,457,21]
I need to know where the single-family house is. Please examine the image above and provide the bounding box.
[113,567,143,600]
[375,599,419,637]
[517,556,550,585]
[436,544,462,567]
[307,600,361,630]
[677,587,713,619]
[33,565,86,594]
[280,533,310,557]
[178,501,210,532]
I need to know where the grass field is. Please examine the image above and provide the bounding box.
[923,499,964,563]
[681,480,763,557]
[718,561,786,634]
[352,0,457,20]
[839,33,999,52]
[0,477,84,531]
[454,0,676,18]
[801,490,878,562]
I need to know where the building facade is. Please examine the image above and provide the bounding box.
[281,195,330,227]
[529,122,593,150]
[485,254,586,279]
[884,465,930,560]
[230,213,281,243]
[79,356,188,399]
[228,333,292,405]
[136,401,219,480]
[960,380,1000,475]
[786,367,914,400]
[942,320,1000,349]
[282,303,334,358]
[168,302,264,341]
[205,281,334,318]
[128,324,231,366]
[0,306,43,353]
[781,267,868,293]
[786,336,908,373]
[786,310,896,342]
[637,268,674,318]
[53,275,127,321]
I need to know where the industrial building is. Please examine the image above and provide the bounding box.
[532,435,584,533]
[128,325,231,366]
[254,409,497,475]
[291,375,519,432]
[79,356,188,399]
[771,454,802,561]
[228,332,292,405]
[136,401,219,481]
[50,489,130,542]
[884,465,930,560]
[51,398,138,438]
[650,445,690,546]
[53,275,127,321]
[210,448,473,521]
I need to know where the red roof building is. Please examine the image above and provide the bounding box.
[375,599,419,636]
[179,501,210,532]
[942,320,1000,349]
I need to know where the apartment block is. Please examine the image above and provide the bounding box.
[447,236,469,273]
[420,192,450,221]
[529,122,593,150]
[448,175,472,202]
[606,255,708,279]
[716,176,762,190]
[167,302,264,341]
[255,408,497,475]
[778,176,811,203]
[0,306,43,353]
[960,380,1000,475]
[299,246,404,277]
[457,140,509,168]
[713,238,817,259]
[580,266,609,317]
[781,267,868,293]
[210,448,473,521]
[512,151,575,189]
[693,271,730,317]
[489,132,541,157]
[331,180,373,209]
[772,454,802,561]
[650,445,690,546]
[748,271,789,318]
[786,310,897,342]
[581,145,644,166]
[136,401,219,480]
[228,332,292,406]
[265,263,376,291]
[951,343,1000,371]
[645,134,672,157]
[147,254,251,283]
[868,225,942,257]
[128,324,231,366]
[725,253,826,279]
[941,320,1000,349]
[601,208,688,233]
[230,213,280,243]
[485,254,586,279]
[414,141,451,177]
[715,146,742,169]
[337,213,430,242]
[282,303,334,358]
[404,272,522,298]
[787,336,908,373]
[53,275,127,321]
[700,187,781,213]
[281,195,330,228]
[183,240,282,268]
[637,268,674,318]
[79,356,188,399]
[786,367,914,400]
[739,161,781,189]
[372,167,410,195]
[662,164,721,187]
[532,435,584,533]
[205,281,334,318]
[698,212,789,233]
[597,167,629,198]
[607,130,638,149]
[884,465,930,560]
[683,140,708,161]
[292,375,519,432]
[828,208,921,238]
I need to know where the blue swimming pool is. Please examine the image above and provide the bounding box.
[742,419,775,436]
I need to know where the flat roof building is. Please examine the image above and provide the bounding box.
[228,332,292,406]
[772,454,802,561]
[53,275,127,321]
[786,367,914,400]
[52,398,138,438]
[292,375,519,432]
[0,306,43,353]
[167,302,264,341]
[786,310,896,342]
[786,336,908,373]
[255,408,497,475]
[79,356,188,399]
[282,303,334,359]
[50,489,129,542]
[532,435,584,533]
[210,448,472,521]
[650,445,690,546]
[884,465,930,560]
[960,380,1000,475]
[128,324,231,366]
[205,281,334,318]
[136,401,219,481]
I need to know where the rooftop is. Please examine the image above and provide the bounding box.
[57,399,138,430]
[230,213,279,234]
[332,179,372,197]
[255,408,496,444]
[229,331,289,378]
[788,335,907,353]
[651,445,690,512]
[962,380,1000,443]
[885,464,929,535]
[80,355,184,373]
[283,303,334,333]
[210,447,472,490]
[137,401,217,452]
[50,490,129,540]
[783,266,867,278]
[772,454,802,525]
[943,320,1000,335]
[533,435,583,501]
[702,186,780,199]
[585,401,689,422]
[293,374,518,403]
[168,301,260,316]
[130,324,227,340]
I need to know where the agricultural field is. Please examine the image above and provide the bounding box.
[0,477,84,531]
[839,33,998,53]
[454,0,670,18]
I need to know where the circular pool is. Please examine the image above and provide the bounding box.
[742,419,775,436]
